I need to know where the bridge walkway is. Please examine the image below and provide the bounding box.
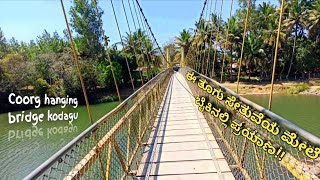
[136,72,235,180]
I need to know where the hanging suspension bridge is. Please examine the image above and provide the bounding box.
[24,0,320,179]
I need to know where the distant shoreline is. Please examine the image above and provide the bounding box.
[222,80,320,96]
[239,92,320,96]
[239,92,277,96]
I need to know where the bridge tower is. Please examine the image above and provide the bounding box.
[166,48,171,68]
[180,46,185,67]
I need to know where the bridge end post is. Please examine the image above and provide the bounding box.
[166,48,171,68]
[180,46,185,67]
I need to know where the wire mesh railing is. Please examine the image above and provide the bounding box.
[24,69,172,180]
[180,67,320,180]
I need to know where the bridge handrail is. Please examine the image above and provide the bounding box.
[24,69,171,180]
[186,67,320,146]
[181,67,320,180]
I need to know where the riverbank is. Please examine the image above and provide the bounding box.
[299,85,320,96]
[222,79,320,96]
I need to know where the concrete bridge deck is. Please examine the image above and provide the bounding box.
[136,72,234,180]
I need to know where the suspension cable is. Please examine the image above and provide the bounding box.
[200,1,210,74]
[106,0,135,91]
[268,0,285,110]
[236,0,251,93]
[137,6,149,38]
[129,0,153,80]
[211,0,224,78]
[132,0,142,29]
[111,0,145,85]
[127,0,152,81]
[128,0,159,74]
[193,0,208,72]
[195,0,208,37]
[205,0,218,76]
[186,0,207,70]
[203,0,213,76]
[220,0,234,83]
[121,0,132,33]
[134,0,167,63]
[127,0,137,31]
[60,0,106,178]
[92,0,121,102]
[59,0,93,124]
[121,0,151,80]
[134,0,170,81]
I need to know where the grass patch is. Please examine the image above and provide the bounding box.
[97,95,119,103]
[285,83,310,94]
[313,80,320,86]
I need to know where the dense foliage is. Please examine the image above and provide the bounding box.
[0,0,161,104]
[172,0,320,81]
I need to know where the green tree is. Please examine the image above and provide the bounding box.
[62,59,99,99]
[36,30,66,54]
[175,29,192,61]
[122,29,157,72]
[98,61,122,88]
[192,18,210,73]
[7,37,20,54]
[34,78,50,97]
[0,54,35,92]
[192,18,209,50]
[224,16,241,81]
[258,2,286,79]
[283,0,308,79]
[296,39,319,79]
[69,0,104,60]
[243,33,265,80]
[163,42,177,66]
[109,47,137,85]
[305,0,320,43]
[0,28,8,59]
[34,53,57,84]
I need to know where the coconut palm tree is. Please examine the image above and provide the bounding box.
[283,0,308,79]
[122,33,136,55]
[204,13,220,75]
[175,29,192,53]
[192,18,209,48]
[132,29,161,79]
[122,29,153,81]
[304,0,320,43]
[225,16,241,80]
[192,18,210,72]
[122,29,156,69]
[243,33,266,80]
[259,2,286,79]
[174,29,192,63]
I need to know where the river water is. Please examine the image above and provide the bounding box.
[244,94,320,137]
[0,102,119,179]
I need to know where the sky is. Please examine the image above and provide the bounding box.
[0,0,278,47]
